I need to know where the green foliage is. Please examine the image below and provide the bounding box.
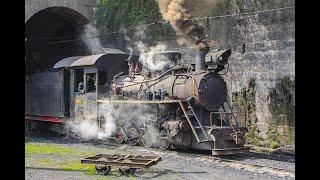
[95,0,162,32]
[231,76,295,149]
[25,143,97,175]
[232,78,262,146]
[25,142,137,178]
[60,161,96,174]
[25,142,101,157]
[25,143,79,154]
[267,75,295,147]
[95,0,174,49]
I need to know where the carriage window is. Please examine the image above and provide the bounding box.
[98,71,108,85]
[74,69,84,92]
[86,73,96,93]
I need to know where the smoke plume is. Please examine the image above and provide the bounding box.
[81,24,105,54]
[156,0,217,49]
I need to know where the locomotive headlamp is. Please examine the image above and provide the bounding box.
[205,49,231,72]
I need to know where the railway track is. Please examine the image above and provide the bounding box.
[63,137,295,177]
[130,145,295,178]
[164,151,295,178]
[205,156,295,177]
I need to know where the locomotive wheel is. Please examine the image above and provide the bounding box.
[115,127,125,144]
[127,128,140,146]
[95,165,111,175]
[141,134,153,148]
[140,129,153,148]
[158,138,170,150]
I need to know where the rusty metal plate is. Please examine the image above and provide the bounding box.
[81,154,162,169]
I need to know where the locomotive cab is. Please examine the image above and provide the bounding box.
[65,51,129,121]
[42,49,130,126]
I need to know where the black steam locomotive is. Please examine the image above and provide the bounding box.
[25,47,250,155]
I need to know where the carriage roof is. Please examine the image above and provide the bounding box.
[53,56,84,69]
[53,48,130,69]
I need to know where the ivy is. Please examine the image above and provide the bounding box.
[231,79,262,146]
[267,75,295,147]
[95,0,162,33]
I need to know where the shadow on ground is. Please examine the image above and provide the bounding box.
[128,168,207,179]
[25,166,85,172]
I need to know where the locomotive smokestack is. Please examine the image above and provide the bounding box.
[195,47,209,72]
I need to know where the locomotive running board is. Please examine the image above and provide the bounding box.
[97,99,186,104]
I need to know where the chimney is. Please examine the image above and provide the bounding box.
[195,47,208,72]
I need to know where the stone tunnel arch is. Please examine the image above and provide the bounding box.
[25,7,92,74]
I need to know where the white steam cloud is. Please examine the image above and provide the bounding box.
[81,24,105,54]
[138,43,175,71]
[125,28,176,72]
[66,103,162,146]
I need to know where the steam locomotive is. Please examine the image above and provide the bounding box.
[25,47,250,155]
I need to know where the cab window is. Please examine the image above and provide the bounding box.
[86,73,96,93]
[74,69,84,92]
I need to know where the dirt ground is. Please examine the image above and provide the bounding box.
[25,134,295,180]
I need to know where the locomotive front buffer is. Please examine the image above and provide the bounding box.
[208,126,250,155]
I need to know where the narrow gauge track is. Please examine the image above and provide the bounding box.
[204,156,295,177]
[167,150,295,178]
[165,150,295,178]
[93,139,295,178]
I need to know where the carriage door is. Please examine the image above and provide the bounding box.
[73,67,98,122]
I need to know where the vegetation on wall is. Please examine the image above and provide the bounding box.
[231,76,295,149]
[95,0,173,48]
[231,79,264,146]
[267,76,295,148]
[94,0,295,41]
[96,0,162,32]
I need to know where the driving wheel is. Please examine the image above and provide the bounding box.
[127,128,140,146]
[140,129,153,148]
[158,138,170,150]
[115,126,125,144]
